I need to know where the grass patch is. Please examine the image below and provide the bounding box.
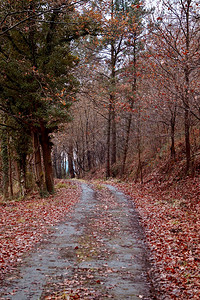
[55,182,68,189]
[55,182,77,190]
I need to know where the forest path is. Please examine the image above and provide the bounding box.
[0,182,154,300]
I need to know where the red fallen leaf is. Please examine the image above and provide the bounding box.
[74,246,79,250]
[72,294,80,299]
[165,267,176,273]
[96,279,101,284]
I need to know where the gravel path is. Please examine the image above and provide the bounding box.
[0,183,155,300]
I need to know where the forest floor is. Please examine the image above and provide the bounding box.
[0,176,199,299]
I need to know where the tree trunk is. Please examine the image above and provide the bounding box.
[184,104,191,172]
[40,122,54,194]
[18,164,26,198]
[137,135,143,184]
[170,120,176,159]
[121,113,132,176]
[183,64,191,172]
[85,115,92,171]
[1,131,9,200]
[111,101,116,167]
[63,152,67,178]
[184,1,191,172]
[121,32,137,176]
[110,10,117,171]
[8,138,13,198]
[32,131,45,194]
[68,144,75,178]
[136,108,143,184]
[53,146,58,178]
[170,107,176,160]
[87,150,92,171]
[81,123,86,173]
[106,103,112,178]
[57,152,62,179]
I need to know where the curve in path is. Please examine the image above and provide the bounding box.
[0,183,154,300]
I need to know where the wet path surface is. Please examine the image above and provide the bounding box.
[0,183,153,299]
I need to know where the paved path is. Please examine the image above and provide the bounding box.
[0,183,154,299]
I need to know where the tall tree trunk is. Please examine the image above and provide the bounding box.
[53,146,58,178]
[136,108,143,183]
[63,152,67,178]
[87,150,92,171]
[18,162,26,198]
[111,100,116,167]
[32,131,45,194]
[169,104,177,160]
[1,130,9,200]
[85,114,92,170]
[40,122,54,194]
[170,115,176,159]
[68,143,75,178]
[110,6,117,169]
[137,129,143,184]
[184,0,191,172]
[106,103,112,178]
[80,122,86,173]
[121,34,137,176]
[121,113,132,176]
[57,152,62,179]
[8,137,13,198]
[184,102,191,172]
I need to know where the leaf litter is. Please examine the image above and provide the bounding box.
[0,180,81,282]
[110,176,200,299]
